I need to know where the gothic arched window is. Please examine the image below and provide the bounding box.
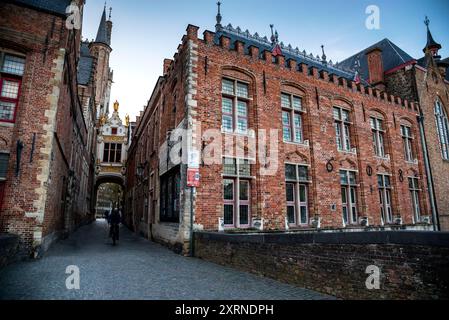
[435,99,449,160]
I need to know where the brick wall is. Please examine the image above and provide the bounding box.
[195,231,449,300]
[0,1,91,256]
[191,28,430,231]
[126,25,436,254]
[414,65,449,231]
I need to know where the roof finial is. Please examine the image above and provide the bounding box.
[270,24,276,44]
[321,45,327,64]
[216,1,222,30]
[109,7,112,20]
[424,16,430,29]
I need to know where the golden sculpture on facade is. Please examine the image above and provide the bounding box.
[99,114,106,126]
[113,100,119,113]
[125,114,130,127]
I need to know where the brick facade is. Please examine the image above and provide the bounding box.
[126,22,435,254]
[0,1,105,256]
[382,51,449,231]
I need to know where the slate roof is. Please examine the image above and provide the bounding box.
[77,42,94,86]
[416,56,428,69]
[416,56,449,82]
[215,24,364,84]
[424,27,442,53]
[12,0,72,16]
[95,8,110,46]
[337,38,415,81]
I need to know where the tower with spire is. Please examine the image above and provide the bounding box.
[423,16,442,60]
[89,4,114,119]
[215,1,222,31]
[421,16,448,81]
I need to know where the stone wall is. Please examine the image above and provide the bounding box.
[194,231,449,300]
[0,233,20,269]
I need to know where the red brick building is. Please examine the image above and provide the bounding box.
[338,17,449,230]
[0,0,113,256]
[126,6,443,254]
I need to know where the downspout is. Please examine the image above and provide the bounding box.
[417,113,440,231]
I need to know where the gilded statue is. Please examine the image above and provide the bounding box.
[113,100,119,113]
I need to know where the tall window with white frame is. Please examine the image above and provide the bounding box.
[378,174,393,224]
[221,78,249,134]
[371,117,386,157]
[285,164,309,226]
[408,177,421,224]
[0,52,25,123]
[281,93,304,143]
[401,125,414,162]
[340,170,358,225]
[223,158,251,228]
[434,99,449,160]
[334,107,352,152]
[103,143,123,163]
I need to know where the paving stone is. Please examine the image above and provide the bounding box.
[0,220,334,300]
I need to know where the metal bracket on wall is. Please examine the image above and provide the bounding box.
[326,158,335,173]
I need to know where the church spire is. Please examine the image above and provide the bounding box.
[215,1,222,31]
[95,6,111,46]
[423,16,441,59]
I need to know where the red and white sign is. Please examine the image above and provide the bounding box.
[187,168,200,188]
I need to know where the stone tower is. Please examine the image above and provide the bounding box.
[89,6,114,120]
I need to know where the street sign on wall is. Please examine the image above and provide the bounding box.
[188,150,200,169]
[187,168,200,188]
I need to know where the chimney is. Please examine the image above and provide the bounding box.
[366,48,385,90]
[163,59,173,75]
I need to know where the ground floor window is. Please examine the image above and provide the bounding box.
[0,153,9,180]
[285,164,309,226]
[409,177,421,223]
[160,167,181,223]
[0,153,8,211]
[378,174,393,224]
[223,157,252,228]
[340,170,358,225]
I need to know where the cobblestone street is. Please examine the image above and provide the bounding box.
[0,221,333,300]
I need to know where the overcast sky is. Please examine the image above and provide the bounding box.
[81,0,449,121]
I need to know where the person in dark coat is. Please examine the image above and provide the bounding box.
[109,205,122,243]
[103,210,110,222]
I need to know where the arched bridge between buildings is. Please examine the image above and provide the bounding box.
[94,174,126,215]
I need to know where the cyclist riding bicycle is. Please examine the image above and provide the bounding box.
[109,205,121,246]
